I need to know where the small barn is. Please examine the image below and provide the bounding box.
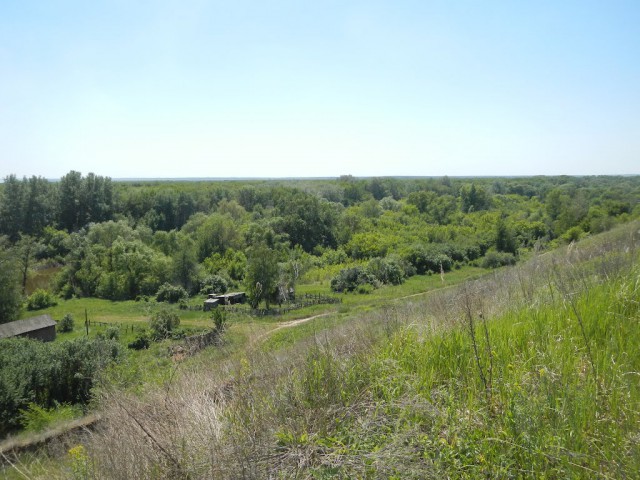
[0,314,57,342]
[216,292,246,305]
[203,291,246,311]
[203,297,220,312]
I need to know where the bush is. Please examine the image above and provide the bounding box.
[0,337,121,434]
[26,289,58,310]
[20,402,81,433]
[404,245,453,275]
[149,308,181,340]
[156,283,188,303]
[128,333,150,350]
[58,314,74,333]
[356,283,374,294]
[330,266,379,293]
[366,257,406,285]
[480,251,516,269]
[211,308,227,331]
[104,325,120,341]
[199,274,228,295]
[561,226,584,244]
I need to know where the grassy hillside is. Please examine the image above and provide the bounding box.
[4,222,640,478]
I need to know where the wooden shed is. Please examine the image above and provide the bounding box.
[203,291,246,311]
[0,314,57,342]
[215,292,246,305]
[203,298,220,312]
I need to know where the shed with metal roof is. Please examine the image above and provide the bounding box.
[0,315,57,342]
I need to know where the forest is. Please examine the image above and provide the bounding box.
[1,173,637,312]
[0,173,639,478]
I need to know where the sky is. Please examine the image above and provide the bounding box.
[1,0,639,179]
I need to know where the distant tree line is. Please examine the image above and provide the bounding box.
[0,172,638,321]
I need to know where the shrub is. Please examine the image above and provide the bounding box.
[149,308,180,340]
[366,257,406,285]
[156,283,188,303]
[211,308,227,331]
[561,226,584,243]
[20,402,81,433]
[480,251,516,269]
[330,266,378,293]
[104,325,120,341]
[0,337,121,434]
[404,245,453,275]
[199,274,228,295]
[58,314,74,333]
[356,283,374,294]
[128,333,150,350]
[26,289,58,310]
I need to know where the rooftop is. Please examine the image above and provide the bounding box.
[0,315,57,339]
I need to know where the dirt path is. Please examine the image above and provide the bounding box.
[251,312,334,345]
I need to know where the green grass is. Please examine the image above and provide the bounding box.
[195,224,640,479]
[256,252,640,477]
[6,225,639,478]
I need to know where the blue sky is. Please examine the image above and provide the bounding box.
[1,0,638,179]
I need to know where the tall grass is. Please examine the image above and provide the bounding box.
[11,222,639,479]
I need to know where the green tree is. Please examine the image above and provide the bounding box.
[0,175,25,241]
[172,234,199,293]
[149,308,180,340]
[495,218,517,254]
[22,176,55,237]
[460,183,490,212]
[58,170,84,231]
[194,213,243,261]
[58,313,74,332]
[0,244,22,323]
[14,234,43,294]
[245,245,280,308]
[58,171,113,231]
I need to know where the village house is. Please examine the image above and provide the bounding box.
[0,314,57,342]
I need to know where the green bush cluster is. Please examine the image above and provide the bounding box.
[403,244,454,275]
[128,333,150,350]
[58,313,74,332]
[155,283,188,303]
[480,251,516,269]
[330,266,379,293]
[26,288,58,310]
[199,274,228,295]
[149,308,181,340]
[0,337,121,434]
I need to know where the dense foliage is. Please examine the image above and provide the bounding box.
[26,288,58,310]
[0,337,120,434]
[0,245,22,323]
[0,173,638,315]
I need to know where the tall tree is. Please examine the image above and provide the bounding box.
[0,175,25,241]
[14,235,43,294]
[23,176,55,236]
[0,241,22,323]
[172,234,199,293]
[58,170,84,231]
[245,245,279,309]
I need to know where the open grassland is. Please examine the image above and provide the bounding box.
[4,223,640,479]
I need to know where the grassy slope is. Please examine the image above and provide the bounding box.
[259,226,640,478]
[4,224,639,478]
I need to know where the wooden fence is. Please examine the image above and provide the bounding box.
[180,293,341,316]
[84,320,140,333]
